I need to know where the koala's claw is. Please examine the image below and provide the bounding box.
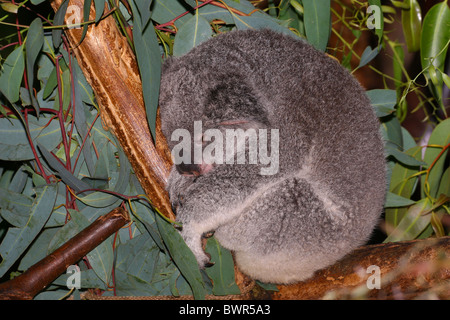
[204,252,215,268]
[202,230,215,239]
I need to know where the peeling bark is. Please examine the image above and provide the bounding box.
[49,0,174,220]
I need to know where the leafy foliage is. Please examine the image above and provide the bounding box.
[0,0,449,299]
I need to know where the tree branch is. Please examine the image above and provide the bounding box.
[268,236,450,300]
[0,208,129,300]
[49,0,174,220]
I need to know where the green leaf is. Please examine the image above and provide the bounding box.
[133,0,152,29]
[93,0,105,23]
[76,142,131,208]
[173,13,213,57]
[114,232,182,296]
[420,0,450,106]
[385,146,426,167]
[437,167,450,197]
[26,18,44,114]
[302,0,331,51]
[421,118,450,199]
[0,45,25,103]
[53,0,70,49]
[130,0,162,140]
[367,89,397,117]
[0,184,57,278]
[37,143,92,194]
[381,115,403,150]
[204,237,240,296]
[232,14,293,36]
[0,116,62,161]
[358,45,382,69]
[151,0,189,27]
[384,198,432,242]
[368,0,384,43]
[64,209,114,285]
[401,0,422,52]
[0,187,33,228]
[156,214,206,300]
[385,145,422,226]
[384,191,416,208]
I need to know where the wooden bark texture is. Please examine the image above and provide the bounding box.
[49,0,174,220]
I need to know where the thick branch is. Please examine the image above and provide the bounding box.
[269,236,450,300]
[0,208,129,300]
[49,0,174,220]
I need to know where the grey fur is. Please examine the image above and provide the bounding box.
[159,29,386,284]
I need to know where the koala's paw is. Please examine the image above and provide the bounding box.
[181,227,215,268]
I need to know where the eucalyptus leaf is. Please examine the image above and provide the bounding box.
[150,0,189,26]
[156,214,206,300]
[421,118,450,199]
[130,0,161,140]
[205,237,240,296]
[401,0,422,52]
[232,14,293,36]
[302,0,331,51]
[0,116,62,161]
[26,18,44,114]
[367,89,397,117]
[0,187,33,228]
[384,198,432,242]
[385,146,426,167]
[0,45,25,103]
[173,13,213,57]
[384,191,416,208]
[420,1,450,107]
[114,233,173,296]
[0,184,57,278]
[53,0,70,49]
[37,143,92,194]
[368,0,384,43]
[358,45,382,69]
[437,167,450,197]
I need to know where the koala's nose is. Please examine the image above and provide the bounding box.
[176,163,202,176]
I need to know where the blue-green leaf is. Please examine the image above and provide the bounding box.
[26,18,44,114]
[156,215,206,300]
[0,116,62,161]
[53,0,70,49]
[302,0,331,51]
[130,0,161,140]
[384,198,432,242]
[368,0,384,43]
[0,45,25,103]
[401,0,422,52]
[173,13,213,57]
[0,184,57,278]
[421,118,450,199]
[358,45,382,69]
[367,89,397,117]
[205,237,240,296]
[384,191,416,208]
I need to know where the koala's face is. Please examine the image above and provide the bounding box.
[159,58,271,177]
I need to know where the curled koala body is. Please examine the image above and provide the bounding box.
[159,29,386,284]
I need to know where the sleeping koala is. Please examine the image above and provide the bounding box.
[159,29,386,284]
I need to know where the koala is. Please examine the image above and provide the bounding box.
[159,29,386,284]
